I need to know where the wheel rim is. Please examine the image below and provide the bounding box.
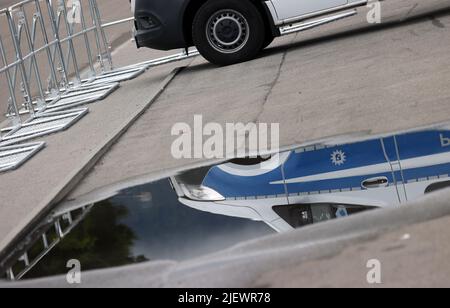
[206,9,250,54]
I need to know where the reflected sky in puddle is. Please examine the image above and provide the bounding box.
[23,179,273,280]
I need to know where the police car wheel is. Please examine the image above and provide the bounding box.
[192,0,266,66]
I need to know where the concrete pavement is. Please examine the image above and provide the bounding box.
[0,45,195,260]
[1,0,450,284]
[63,0,450,209]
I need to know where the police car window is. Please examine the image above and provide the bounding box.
[229,155,272,166]
[311,204,335,223]
[273,204,376,229]
[272,204,314,228]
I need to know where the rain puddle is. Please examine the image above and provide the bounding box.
[17,177,273,280]
[2,126,450,281]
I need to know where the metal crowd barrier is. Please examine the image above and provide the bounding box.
[0,0,199,173]
[4,204,95,280]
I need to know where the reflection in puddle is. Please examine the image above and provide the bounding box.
[21,179,273,279]
[174,129,450,232]
[3,128,450,281]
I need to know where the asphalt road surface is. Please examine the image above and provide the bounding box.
[64,0,450,208]
[1,0,450,287]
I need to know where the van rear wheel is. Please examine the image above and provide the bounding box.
[192,0,266,66]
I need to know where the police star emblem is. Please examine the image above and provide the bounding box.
[331,150,347,166]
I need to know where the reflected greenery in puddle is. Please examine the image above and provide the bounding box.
[24,179,273,279]
[26,201,147,279]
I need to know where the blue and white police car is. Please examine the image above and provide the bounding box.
[171,129,450,232]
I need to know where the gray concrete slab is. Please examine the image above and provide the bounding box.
[0,44,195,256]
[63,0,450,209]
[1,0,450,285]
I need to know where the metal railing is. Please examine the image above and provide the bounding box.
[0,0,199,172]
[4,204,95,281]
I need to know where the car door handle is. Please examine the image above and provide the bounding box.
[362,177,389,189]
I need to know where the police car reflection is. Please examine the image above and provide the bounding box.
[170,129,450,232]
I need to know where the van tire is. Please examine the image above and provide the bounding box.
[192,0,266,66]
[262,34,275,49]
